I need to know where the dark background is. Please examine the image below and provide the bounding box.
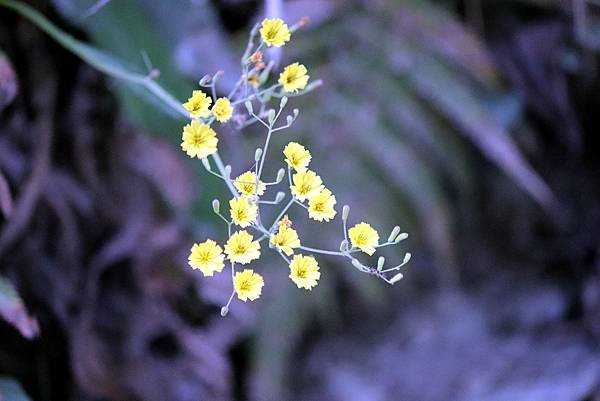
[1,0,600,400]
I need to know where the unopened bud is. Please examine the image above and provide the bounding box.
[245,100,253,114]
[220,306,229,317]
[267,109,276,124]
[254,148,263,162]
[293,108,299,119]
[342,205,350,221]
[201,157,211,170]
[352,259,364,270]
[224,165,232,179]
[275,192,285,203]
[388,226,401,242]
[213,70,224,80]
[212,199,220,214]
[377,256,385,271]
[276,168,285,183]
[280,96,288,109]
[249,51,262,63]
[394,233,409,243]
[340,240,349,252]
[199,74,211,85]
[286,115,293,125]
[403,253,412,264]
[390,272,404,284]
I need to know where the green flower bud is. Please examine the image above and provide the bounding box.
[388,226,401,242]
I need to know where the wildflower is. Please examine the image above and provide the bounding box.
[182,90,212,118]
[229,196,258,227]
[289,255,320,290]
[181,120,218,159]
[259,18,291,48]
[348,222,379,255]
[234,269,264,301]
[271,225,301,256]
[234,171,266,197]
[249,51,263,63]
[279,214,293,228]
[308,188,337,222]
[212,97,233,123]
[247,74,260,88]
[290,170,323,201]
[279,63,309,93]
[225,230,261,264]
[188,240,225,276]
[283,142,311,171]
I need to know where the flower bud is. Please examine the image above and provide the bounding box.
[199,74,211,85]
[340,240,349,252]
[377,256,385,271]
[212,199,220,214]
[342,205,350,221]
[275,192,285,203]
[201,157,211,170]
[394,233,409,243]
[254,148,263,162]
[276,168,285,183]
[390,272,404,284]
[220,306,229,317]
[403,252,412,264]
[224,165,232,179]
[352,259,364,270]
[280,96,288,109]
[388,226,401,242]
[293,108,299,119]
[286,115,293,125]
[245,100,253,114]
[267,109,276,124]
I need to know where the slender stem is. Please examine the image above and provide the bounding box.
[298,245,344,256]
[211,153,237,196]
[270,198,294,232]
[277,251,291,264]
[224,289,236,309]
[293,199,308,209]
[257,127,273,179]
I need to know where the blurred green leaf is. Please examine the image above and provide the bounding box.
[0,377,32,401]
[0,277,39,339]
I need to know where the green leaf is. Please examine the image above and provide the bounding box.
[0,377,32,401]
[0,277,39,339]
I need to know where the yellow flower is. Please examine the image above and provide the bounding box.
[348,222,379,256]
[180,120,218,159]
[182,90,212,118]
[229,196,258,228]
[234,269,264,301]
[188,239,225,276]
[290,170,323,201]
[283,142,311,171]
[224,230,261,264]
[308,188,337,222]
[279,63,309,93]
[270,225,301,256]
[259,18,291,48]
[234,171,266,197]
[289,255,320,290]
[212,97,233,123]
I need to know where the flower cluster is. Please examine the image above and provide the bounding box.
[183,18,410,316]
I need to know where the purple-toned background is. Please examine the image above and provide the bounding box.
[1,1,600,400]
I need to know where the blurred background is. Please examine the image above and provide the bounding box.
[1,0,600,400]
